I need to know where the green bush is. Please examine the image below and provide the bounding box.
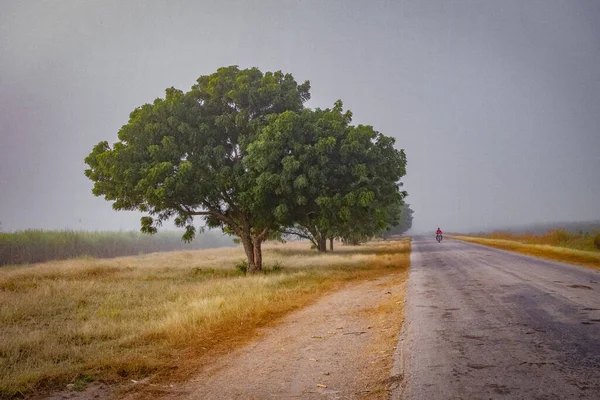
[235,260,248,274]
[271,262,283,271]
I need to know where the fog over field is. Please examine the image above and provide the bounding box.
[1,0,599,234]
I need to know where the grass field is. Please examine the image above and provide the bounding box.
[0,230,234,267]
[451,231,600,271]
[464,229,600,251]
[0,239,410,398]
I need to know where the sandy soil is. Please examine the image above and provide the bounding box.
[116,272,408,400]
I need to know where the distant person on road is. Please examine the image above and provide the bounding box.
[436,227,443,242]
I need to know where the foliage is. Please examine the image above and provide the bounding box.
[245,101,407,250]
[85,66,311,272]
[593,233,600,250]
[85,65,408,269]
[235,260,248,274]
[271,262,283,271]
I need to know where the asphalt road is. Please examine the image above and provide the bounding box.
[396,236,600,399]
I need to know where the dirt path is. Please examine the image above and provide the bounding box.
[125,272,407,400]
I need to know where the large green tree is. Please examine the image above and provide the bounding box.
[85,66,310,273]
[245,101,407,251]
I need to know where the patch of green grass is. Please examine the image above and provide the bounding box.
[73,375,94,391]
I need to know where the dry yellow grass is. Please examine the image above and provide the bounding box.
[451,235,600,271]
[355,273,408,398]
[0,239,410,398]
[465,229,600,251]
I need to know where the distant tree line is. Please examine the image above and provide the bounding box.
[85,66,409,273]
[382,204,414,239]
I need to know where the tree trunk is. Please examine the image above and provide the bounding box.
[329,237,334,251]
[240,234,256,273]
[252,238,263,273]
[318,236,327,252]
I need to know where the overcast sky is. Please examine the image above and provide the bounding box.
[1,0,599,234]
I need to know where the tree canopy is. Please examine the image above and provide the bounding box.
[85,66,408,272]
[245,101,407,250]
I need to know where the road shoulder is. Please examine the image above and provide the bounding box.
[125,271,409,399]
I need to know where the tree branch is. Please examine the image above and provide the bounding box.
[188,211,212,216]
[255,227,270,241]
[188,208,243,236]
[280,228,318,248]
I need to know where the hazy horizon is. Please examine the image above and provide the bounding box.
[1,0,599,235]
